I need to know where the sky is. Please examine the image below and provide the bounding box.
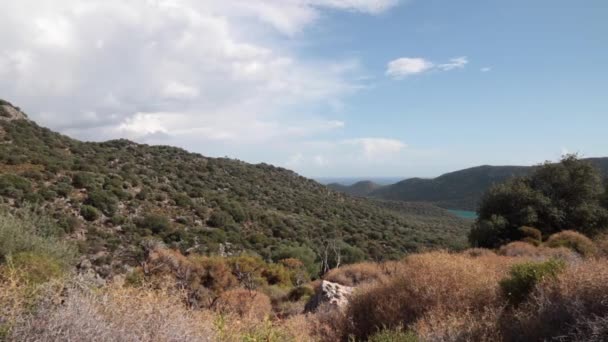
[0,0,607,178]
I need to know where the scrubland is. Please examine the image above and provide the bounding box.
[2,207,608,342]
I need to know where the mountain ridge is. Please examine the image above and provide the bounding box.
[329,160,608,211]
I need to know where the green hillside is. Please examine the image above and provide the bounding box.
[326,180,383,197]
[370,160,608,211]
[0,100,469,275]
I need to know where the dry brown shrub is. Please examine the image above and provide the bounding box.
[595,233,608,257]
[323,262,387,286]
[498,241,540,257]
[146,248,238,308]
[10,284,215,342]
[344,251,507,340]
[214,288,272,321]
[412,306,504,342]
[502,259,608,341]
[545,230,597,257]
[307,303,348,342]
[498,241,581,263]
[280,314,316,342]
[462,247,497,258]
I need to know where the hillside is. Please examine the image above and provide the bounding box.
[0,100,470,274]
[370,160,608,211]
[326,180,383,197]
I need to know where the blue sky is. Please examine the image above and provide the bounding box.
[1,0,607,178]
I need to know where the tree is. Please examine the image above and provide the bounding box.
[470,155,608,248]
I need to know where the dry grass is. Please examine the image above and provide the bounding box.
[498,241,581,263]
[9,284,216,342]
[344,251,509,340]
[412,307,504,342]
[323,262,388,287]
[214,288,272,321]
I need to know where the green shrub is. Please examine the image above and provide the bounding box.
[207,210,231,228]
[0,174,32,200]
[545,230,597,257]
[500,259,565,304]
[11,251,65,284]
[0,208,74,267]
[80,205,100,221]
[86,190,118,216]
[137,214,171,234]
[272,245,318,278]
[72,172,98,190]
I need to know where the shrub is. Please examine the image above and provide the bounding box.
[80,205,100,221]
[344,252,506,340]
[11,251,65,284]
[9,286,216,342]
[519,226,542,245]
[287,286,315,302]
[206,210,231,228]
[368,327,418,342]
[0,174,32,200]
[214,289,272,321]
[72,172,97,190]
[0,209,74,266]
[499,259,565,305]
[545,230,597,257]
[273,245,319,278]
[86,190,118,216]
[498,241,539,257]
[502,259,608,341]
[323,262,387,287]
[137,214,171,234]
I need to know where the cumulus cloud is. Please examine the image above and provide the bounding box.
[0,0,400,142]
[386,58,434,79]
[386,56,468,79]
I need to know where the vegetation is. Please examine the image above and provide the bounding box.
[2,202,608,341]
[499,259,565,304]
[0,113,472,278]
[326,180,383,197]
[366,158,608,210]
[470,155,608,248]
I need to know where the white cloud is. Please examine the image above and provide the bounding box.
[386,56,468,79]
[162,81,200,100]
[386,58,434,79]
[480,66,492,72]
[437,56,468,71]
[343,137,407,159]
[0,0,398,144]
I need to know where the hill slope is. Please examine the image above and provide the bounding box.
[0,100,470,272]
[326,180,383,197]
[371,160,608,211]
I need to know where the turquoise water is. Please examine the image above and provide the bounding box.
[448,209,478,220]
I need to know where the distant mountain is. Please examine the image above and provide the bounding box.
[316,177,403,186]
[327,180,383,197]
[370,160,608,211]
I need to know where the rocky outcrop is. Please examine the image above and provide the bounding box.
[0,100,29,121]
[305,280,354,312]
